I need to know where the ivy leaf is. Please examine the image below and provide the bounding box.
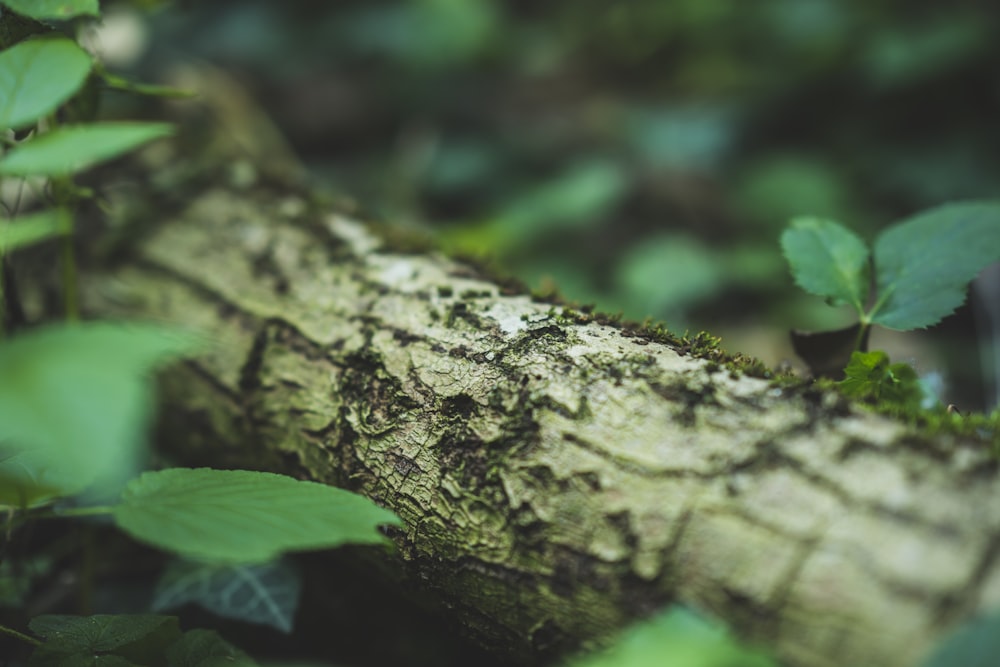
[780,217,870,315]
[0,208,72,254]
[0,0,99,20]
[28,614,180,667]
[0,323,198,505]
[0,123,173,176]
[0,36,92,130]
[153,558,301,633]
[921,610,1000,667]
[113,468,402,563]
[871,202,1000,330]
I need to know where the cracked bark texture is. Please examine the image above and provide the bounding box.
[76,181,1000,667]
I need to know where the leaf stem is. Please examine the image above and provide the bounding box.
[44,505,115,519]
[0,622,41,647]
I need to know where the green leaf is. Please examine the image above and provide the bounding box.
[0,323,198,504]
[780,217,870,314]
[165,629,257,667]
[153,558,301,633]
[838,350,923,410]
[0,208,71,254]
[0,123,174,176]
[0,37,92,130]
[616,233,725,317]
[28,614,180,667]
[870,202,1000,330]
[921,610,1000,667]
[562,606,777,667]
[0,0,100,20]
[113,468,402,563]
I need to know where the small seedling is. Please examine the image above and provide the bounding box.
[781,202,1000,383]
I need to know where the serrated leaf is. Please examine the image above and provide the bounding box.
[921,610,1000,667]
[0,123,173,176]
[166,629,257,667]
[781,217,870,314]
[0,323,199,503]
[838,350,922,410]
[0,0,100,20]
[871,202,1000,330]
[0,37,92,129]
[0,208,71,254]
[113,468,402,563]
[153,558,301,633]
[562,605,777,667]
[28,614,180,667]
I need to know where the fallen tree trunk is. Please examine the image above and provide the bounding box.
[64,143,1000,667]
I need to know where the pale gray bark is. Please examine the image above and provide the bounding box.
[70,175,1000,667]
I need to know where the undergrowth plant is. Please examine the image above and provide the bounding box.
[781,203,1000,415]
[0,3,399,664]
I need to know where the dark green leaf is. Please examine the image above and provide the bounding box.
[0,323,199,502]
[0,208,71,253]
[562,606,777,667]
[166,629,257,667]
[0,0,99,20]
[781,217,870,314]
[0,123,173,176]
[29,614,180,667]
[921,610,1000,667]
[0,37,92,129]
[153,558,301,633]
[114,468,401,563]
[839,350,923,410]
[871,202,1000,330]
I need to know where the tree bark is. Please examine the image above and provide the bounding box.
[64,155,1000,667]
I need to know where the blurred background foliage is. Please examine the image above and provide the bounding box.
[106,0,999,408]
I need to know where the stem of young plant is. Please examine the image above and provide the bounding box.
[0,622,42,647]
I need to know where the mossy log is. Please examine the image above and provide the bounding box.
[69,168,1000,667]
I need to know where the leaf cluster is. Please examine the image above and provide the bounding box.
[0,4,401,663]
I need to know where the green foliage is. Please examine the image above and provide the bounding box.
[0,208,71,253]
[562,606,776,667]
[780,217,869,314]
[26,614,256,667]
[839,350,924,412]
[783,203,1000,332]
[113,468,401,563]
[920,610,1000,667]
[0,322,199,506]
[153,558,301,633]
[0,36,91,129]
[0,0,100,21]
[0,123,174,176]
[870,203,1000,330]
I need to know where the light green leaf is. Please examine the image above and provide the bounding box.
[28,614,180,667]
[113,468,402,563]
[0,322,198,503]
[0,0,99,20]
[563,606,777,667]
[165,629,257,667]
[921,610,1000,667]
[0,37,92,130]
[0,122,174,176]
[871,202,1000,330]
[780,217,870,314]
[0,208,71,254]
[153,558,301,633]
